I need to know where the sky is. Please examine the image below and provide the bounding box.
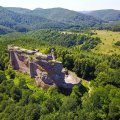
[0,0,119,11]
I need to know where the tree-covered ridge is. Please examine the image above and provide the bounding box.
[100,21,120,32]
[0,6,69,34]
[6,7,31,14]
[0,25,14,34]
[26,8,102,27]
[6,7,102,27]
[0,6,103,34]
[86,9,120,22]
[27,29,101,49]
[83,9,120,32]
[0,29,120,120]
[1,6,120,34]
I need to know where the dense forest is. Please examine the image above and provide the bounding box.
[84,9,120,31]
[1,6,120,35]
[0,6,103,34]
[100,21,120,32]
[0,29,120,120]
[86,9,120,22]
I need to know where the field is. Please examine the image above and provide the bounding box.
[92,30,120,55]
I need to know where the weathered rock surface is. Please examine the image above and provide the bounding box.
[8,45,80,89]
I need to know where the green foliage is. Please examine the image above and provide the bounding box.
[81,85,120,120]
[0,29,119,120]
[97,21,120,32]
[81,37,101,51]
[115,41,120,46]
[0,6,103,34]
[27,29,101,50]
[60,97,78,112]
[5,68,16,79]
[73,58,96,79]
[27,7,102,28]
[87,9,120,22]
[10,86,22,102]
[0,70,6,83]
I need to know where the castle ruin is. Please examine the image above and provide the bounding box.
[8,45,80,89]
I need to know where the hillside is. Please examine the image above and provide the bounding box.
[0,6,104,34]
[1,7,120,34]
[0,28,120,120]
[0,6,52,30]
[0,0,120,119]
[0,25,15,34]
[86,9,120,22]
[27,7,102,27]
[92,30,120,54]
[0,6,70,34]
[6,7,31,14]
[101,21,120,32]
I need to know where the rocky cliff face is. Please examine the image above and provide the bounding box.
[8,45,80,89]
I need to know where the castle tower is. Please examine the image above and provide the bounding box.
[9,51,19,70]
[29,62,37,78]
[51,49,55,61]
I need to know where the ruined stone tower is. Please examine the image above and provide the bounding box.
[51,48,55,61]
[8,45,80,89]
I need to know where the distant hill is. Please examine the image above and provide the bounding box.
[0,6,103,34]
[0,6,69,34]
[6,7,31,14]
[80,11,92,14]
[0,25,14,34]
[86,9,120,22]
[27,7,102,27]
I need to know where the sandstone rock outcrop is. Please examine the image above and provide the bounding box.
[8,45,80,89]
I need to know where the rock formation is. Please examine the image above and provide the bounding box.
[8,45,80,89]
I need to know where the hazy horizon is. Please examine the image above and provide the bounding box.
[0,0,119,11]
[1,6,120,12]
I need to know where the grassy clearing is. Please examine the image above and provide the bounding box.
[92,30,120,55]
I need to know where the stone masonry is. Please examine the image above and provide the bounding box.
[8,45,80,89]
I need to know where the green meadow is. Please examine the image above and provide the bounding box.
[92,30,120,55]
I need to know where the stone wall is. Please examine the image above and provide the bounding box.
[8,46,80,88]
[9,51,19,70]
